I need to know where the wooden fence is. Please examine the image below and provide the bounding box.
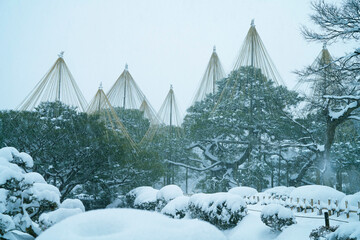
[242,195,360,220]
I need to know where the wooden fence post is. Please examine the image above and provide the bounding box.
[311,199,314,212]
[328,199,332,216]
[257,196,259,203]
[319,200,322,215]
[290,198,293,210]
[345,201,349,219]
[297,198,300,212]
[304,198,307,213]
[335,200,339,217]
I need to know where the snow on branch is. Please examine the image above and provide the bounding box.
[323,95,360,100]
[329,101,358,120]
[165,160,221,172]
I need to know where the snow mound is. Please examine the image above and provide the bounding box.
[36,208,227,240]
[60,199,85,212]
[156,185,183,202]
[290,185,345,207]
[328,222,360,240]
[228,186,258,197]
[161,196,189,219]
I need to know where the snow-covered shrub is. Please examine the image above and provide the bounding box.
[156,185,183,211]
[309,225,338,240]
[125,187,159,211]
[60,198,85,212]
[39,198,85,230]
[161,196,189,219]
[340,192,360,216]
[39,208,83,230]
[189,193,247,230]
[260,204,296,231]
[125,186,155,208]
[327,222,360,240]
[290,185,345,212]
[264,186,295,200]
[228,186,258,204]
[0,147,84,238]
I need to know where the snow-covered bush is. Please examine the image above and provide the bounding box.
[228,186,258,204]
[290,185,345,212]
[156,185,183,211]
[0,147,84,238]
[260,204,296,231]
[161,196,189,219]
[309,225,338,240]
[125,186,159,211]
[327,222,360,240]
[189,193,247,230]
[125,186,155,208]
[39,208,83,231]
[340,192,360,216]
[134,188,159,211]
[264,186,295,200]
[0,147,59,238]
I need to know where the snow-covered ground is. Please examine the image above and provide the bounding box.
[36,203,359,240]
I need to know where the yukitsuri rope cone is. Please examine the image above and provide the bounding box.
[106,64,159,125]
[87,83,138,151]
[192,46,226,105]
[18,52,88,112]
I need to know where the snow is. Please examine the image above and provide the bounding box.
[17,152,34,168]
[328,222,360,240]
[261,204,294,219]
[0,147,19,161]
[161,196,189,218]
[0,189,8,213]
[60,199,85,212]
[329,101,358,120]
[156,185,184,202]
[28,183,61,205]
[24,172,47,185]
[0,213,15,233]
[189,192,247,216]
[0,165,23,185]
[0,147,33,169]
[228,186,258,198]
[264,186,295,199]
[3,230,35,240]
[134,187,158,206]
[39,208,83,230]
[289,185,345,207]
[36,208,227,240]
[226,213,278,240]
[340,192,360,211]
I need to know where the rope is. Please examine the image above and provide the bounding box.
[247,208,349,223]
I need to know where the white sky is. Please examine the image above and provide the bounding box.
[0,0,355,114]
